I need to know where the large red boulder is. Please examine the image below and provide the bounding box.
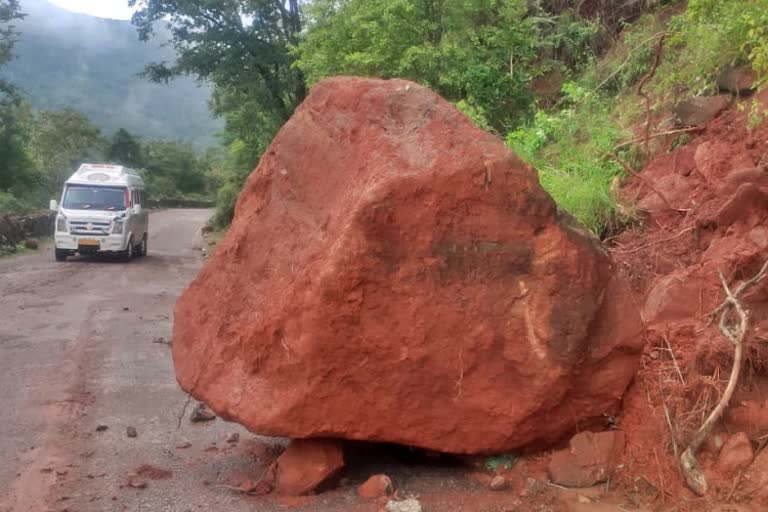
[173,77,643,454]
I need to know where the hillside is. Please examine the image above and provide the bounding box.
[1,0,222,145]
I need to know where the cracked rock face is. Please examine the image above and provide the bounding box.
[173,77,643,454]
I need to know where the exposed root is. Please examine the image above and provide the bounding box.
[637,33,666,167]
[613,126,705,152]
[680,258,768,495]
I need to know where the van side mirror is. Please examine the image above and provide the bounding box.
[49,199,58,211]
[132,204,141,215]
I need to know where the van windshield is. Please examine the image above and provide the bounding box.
[63,185,127,211]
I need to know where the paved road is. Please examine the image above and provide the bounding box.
[0,209,262,512]
[0,208,532,512]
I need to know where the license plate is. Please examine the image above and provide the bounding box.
[79,239,100,247]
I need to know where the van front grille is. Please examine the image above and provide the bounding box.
[69,220,111,236]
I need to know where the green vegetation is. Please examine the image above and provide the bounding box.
[2,0,221,144]
[507,0,768,235]
[3,0,767,236]
[484,453,517,472]
[506,84,634,236]
[296,0,599,131]
[0,1,220,214]
[130,0,305,226]
[0,97,217,212]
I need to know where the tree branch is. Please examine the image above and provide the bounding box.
[680,258,768,495]
[637,33,666,167]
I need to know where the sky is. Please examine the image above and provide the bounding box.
[48,0,136,20]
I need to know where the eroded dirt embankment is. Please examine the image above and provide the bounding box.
[610,88,768,505]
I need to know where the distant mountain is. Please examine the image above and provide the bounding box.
[2,0,223,146]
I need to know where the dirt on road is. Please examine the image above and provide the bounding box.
[0,209,269,512]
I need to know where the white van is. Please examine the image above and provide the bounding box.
[50,164,149,262]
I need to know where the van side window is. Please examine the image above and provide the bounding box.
[139,190,145,207]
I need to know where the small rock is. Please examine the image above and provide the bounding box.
[718,432,754,475]
[385,498,422,512]
[674,95,730,127]
[201,224,214,234]
[24,239,39,250]
[134,464,172,480]
[176,440,192,449]
[273,439,345,495]
[519,477,546,497]
[126,426,137,438]
[489,474,507,491]
[190,402,216,423]
[357,474,393,499]
[152,337,171,345]
[127,475,147,489]
[717,65,757,96]
[122,306,130,311]
[548,431,625,487]
[577,494,591,504]
[95,425,108,432]
[226,432,240,444]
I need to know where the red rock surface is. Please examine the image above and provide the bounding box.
[172,76,643,454]
[272,439,344,495]
[717,432,754,475]
[612,88,768,500]
[547,431,625,487]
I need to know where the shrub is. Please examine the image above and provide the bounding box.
[507,83,633,237]
[0,191,35,213]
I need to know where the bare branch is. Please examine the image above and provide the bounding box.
[637,33,666,167]
[680,258,768,495]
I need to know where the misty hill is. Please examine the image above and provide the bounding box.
[2,0,222,145]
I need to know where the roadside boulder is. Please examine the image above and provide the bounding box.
[172,77,643,454]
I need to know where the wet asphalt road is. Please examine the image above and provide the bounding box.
[0,208,546,512]
[0,209,262,511]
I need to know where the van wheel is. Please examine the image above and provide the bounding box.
[121,237,133,263]
[137,234,148,257]
[55,249,68,262]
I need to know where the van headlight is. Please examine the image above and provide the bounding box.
[112,219,124,234]
[56,216,67,232]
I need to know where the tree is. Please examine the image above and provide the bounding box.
[297,0,596,132]
[0,0,36,209]
[107,128,143,168]
[0,86,35,194]
[30,108,106,195]
[130,0,306,224]
[130,0,305,127]
[141,140,209,199]
[0,0,23,67]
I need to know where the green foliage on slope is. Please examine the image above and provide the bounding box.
[296,0,598,133]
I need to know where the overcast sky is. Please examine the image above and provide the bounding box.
[48,0,136,20]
